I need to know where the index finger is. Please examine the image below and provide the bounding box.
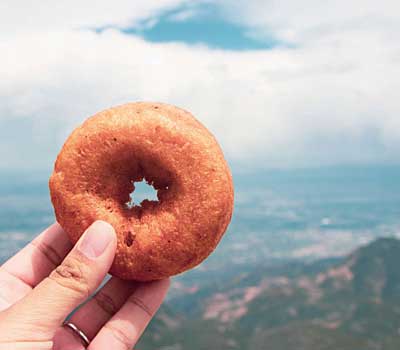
[0,223,72,309]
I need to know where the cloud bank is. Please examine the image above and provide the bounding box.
[1,1,399,171]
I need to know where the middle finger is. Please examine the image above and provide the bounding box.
[57,277,137,343]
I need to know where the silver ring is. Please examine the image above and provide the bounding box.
[63,321,90,346]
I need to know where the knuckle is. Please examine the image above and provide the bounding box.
[104,323,132,350]
[94,290,119,316]
[49,256,90,297]
[127,295,154,317]
[30,240,63,268]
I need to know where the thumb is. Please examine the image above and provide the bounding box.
[4,220,117,336]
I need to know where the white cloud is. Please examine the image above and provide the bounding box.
[216,0,400,45]
[0,1,399,171]
[0,0,187,35]
[167,8,200,22]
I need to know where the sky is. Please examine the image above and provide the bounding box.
[1,0,400,172]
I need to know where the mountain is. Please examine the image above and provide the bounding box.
[137,237,400,350]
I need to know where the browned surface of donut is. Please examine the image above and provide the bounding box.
[49,102,234,281]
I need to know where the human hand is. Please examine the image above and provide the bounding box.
[0,221,170,349]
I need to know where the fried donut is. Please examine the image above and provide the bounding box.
[49,102,234,281]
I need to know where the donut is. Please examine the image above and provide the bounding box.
[49,102,234,281]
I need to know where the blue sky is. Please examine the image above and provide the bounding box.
[0,0,399,171]
[123,6,277,50]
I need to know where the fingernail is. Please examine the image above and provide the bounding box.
[78,221,115,259]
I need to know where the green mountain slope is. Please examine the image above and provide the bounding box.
[138,238,400,350]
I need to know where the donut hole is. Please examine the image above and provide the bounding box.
[125,179,159,209]
[97,148,175,216]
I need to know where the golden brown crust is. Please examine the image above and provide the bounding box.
[49,102,234,281]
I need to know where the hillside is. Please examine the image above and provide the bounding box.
[138,237,400,350]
